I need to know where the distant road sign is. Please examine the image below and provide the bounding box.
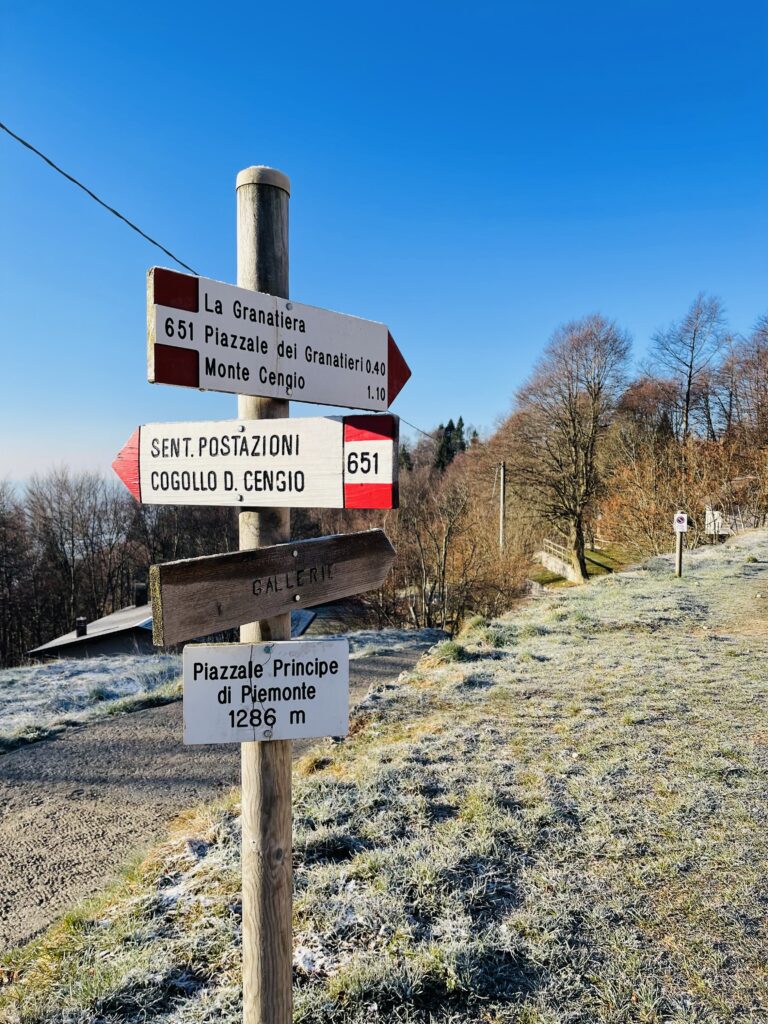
[183,639,349,744]
[147,268,411,410]
[674,511,688,533]
[112,414,398,509]
[150,529,396,646]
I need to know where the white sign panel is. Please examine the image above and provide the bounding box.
[183,639,349,744]
[673,511,688,533]
[148,268,411,411]
[705,507,726,535]
[112,414,398,509]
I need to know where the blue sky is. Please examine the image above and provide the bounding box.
[1,1,766,479]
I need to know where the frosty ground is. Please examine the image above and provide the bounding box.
[0,628,435,753]
[1,535,767,1023]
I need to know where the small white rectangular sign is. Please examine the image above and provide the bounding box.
[182,639,349,744]
[674,512,688,533]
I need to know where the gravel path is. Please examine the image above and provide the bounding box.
[0,645,428,952]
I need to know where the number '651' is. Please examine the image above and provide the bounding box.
[347,452,379,474]
[165,317,194,341]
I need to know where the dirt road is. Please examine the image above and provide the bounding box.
[0,645,428,952]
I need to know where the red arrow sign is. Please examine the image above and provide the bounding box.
[148,268,411,410]
[112,414,399,509]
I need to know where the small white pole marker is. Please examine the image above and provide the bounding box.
[673,510,688,577]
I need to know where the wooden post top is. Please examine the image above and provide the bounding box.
[236,167,291,195]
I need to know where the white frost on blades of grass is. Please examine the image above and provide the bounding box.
[536,531,768,633]
[4,532,768,1021]
[0,654,181,742]
[341,628,446,659]
[0,629,443,748]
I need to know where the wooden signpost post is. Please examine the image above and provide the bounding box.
[183,639,349,744]
[236,166,293,1024]
[150,529,396,646]
[113,164,410,1024]
[112,414,399,508]
[674,510,688,577]
[147,266,411,410]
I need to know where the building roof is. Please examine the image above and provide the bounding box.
[29,605,316,656]
[29,604,153,655]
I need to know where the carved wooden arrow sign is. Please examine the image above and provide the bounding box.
[150,529,396,646]
[112,414,398,509]
[147,267,411,410]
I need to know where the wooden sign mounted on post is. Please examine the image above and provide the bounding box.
[147,267,411,410]
[150,529,396,646]
[112,414,399,509]
[183,639,349,745]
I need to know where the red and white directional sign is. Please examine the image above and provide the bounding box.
[183,639,349,744]
[112,414,398,509]
[147,267,411,411]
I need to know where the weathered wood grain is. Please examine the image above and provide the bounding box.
[150,529,395,647]
[237,165,293,1024]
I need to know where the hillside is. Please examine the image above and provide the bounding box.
[2,534,767,1023]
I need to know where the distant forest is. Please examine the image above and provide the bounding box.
[2,294,767,668]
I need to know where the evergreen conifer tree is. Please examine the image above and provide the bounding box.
[434,417,467,470]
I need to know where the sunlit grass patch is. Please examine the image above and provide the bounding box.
[421,639,467,666]
[3,532,768,1022]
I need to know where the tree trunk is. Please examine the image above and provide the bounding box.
[569,517,589,581]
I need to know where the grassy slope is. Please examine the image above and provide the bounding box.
[2,535,768,1023]
[529,543,634,587]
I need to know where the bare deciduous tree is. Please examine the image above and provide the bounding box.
[727,315,768,443]
[651,293,726,441]
[506,314,630,580]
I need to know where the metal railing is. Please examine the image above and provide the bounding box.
[543,538,569,562]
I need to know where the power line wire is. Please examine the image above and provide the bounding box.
[1,122,450,443]
[0,120,198,274]
[399,416,440,442]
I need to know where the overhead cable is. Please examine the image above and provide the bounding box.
[1,121,443,441]
[0,120,198,274]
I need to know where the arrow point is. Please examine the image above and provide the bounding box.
[112,428,141,501]
[387,333,411,405]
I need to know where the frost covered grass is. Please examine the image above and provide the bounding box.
[0,630,441,756]
[2,534,768,1022]
[341,627,446,659]
[0,655,182,752]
